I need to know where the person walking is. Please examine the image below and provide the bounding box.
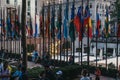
[95,68,101,80]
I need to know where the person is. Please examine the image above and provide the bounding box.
[38,71,49,80]
[68,55,74,65]
[95,68,101,80]
[12,66,22,80]
[19,66,28,80]
[80,69,90,80]
[56,70,63,80]
[0,61,11,80]
[32,50,39,63]
[44,65,55,80]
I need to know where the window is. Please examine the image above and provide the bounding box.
[6,0,9,4]
[28,0,30,7]
[27,12,30,16]
[90,3,92,8]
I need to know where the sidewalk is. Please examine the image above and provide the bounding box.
[74,74,115,80]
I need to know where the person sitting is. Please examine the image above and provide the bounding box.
[0,61,11,80]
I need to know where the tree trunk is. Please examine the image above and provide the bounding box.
[21,0,27,71]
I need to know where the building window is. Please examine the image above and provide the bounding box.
[6,0,9,4]
[90,3,92,8]
[28,0,30,7]
[27,12,30,16]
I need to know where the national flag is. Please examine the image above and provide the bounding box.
[84,5,92,38]
[57,2,62,40]
[6,16,12,37]
[45,3,50,37]
[29,15,33,36]
[69,2,75,42]
[74,6,83,41]
[40,15,43,37]
[14,14,20,38]
[51,6,55,39]
[96,9,101,37]
[34,14,38,37]
[63,0,68,39]
[105,7,110,37]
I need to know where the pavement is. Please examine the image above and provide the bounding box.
[74,74,115,80]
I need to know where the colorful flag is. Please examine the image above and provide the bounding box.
[51,6,55,39]
[96,9,101,37]
[30,15,33,36]
[84,5,92,38]
[63,0,68,39]
[74,6,83,41]
[105,7,110,37]
[7,16,12,37]
[40,15,43,37]
[34,14,38,37]
[69,2,75,42]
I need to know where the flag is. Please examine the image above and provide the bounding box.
[96,11,101,37]
[34,14,38,37]
[7,16,12,37]
[45,3,50,37]
[69,2,75,42]
[29,15,33,36]
[117,24,120,37]
[14,14,20,38]
[105,7,110,37]
[74,6,83,41]
[63,0,68,39]
[40,15,43,37]
[57,2,62,40]
[84,5,92,38]
[51,6,55,39]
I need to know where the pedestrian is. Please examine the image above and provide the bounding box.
[56,70,63,80]
[68,55,74,65]
[95,68,101,80]
[80,69,90,80]
[38,71,49,80]
[0,61,11,80]
[32,50,39,63]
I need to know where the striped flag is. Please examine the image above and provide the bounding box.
[105,7,110,37]
[84,5,92,38]
[74,6,83,41]
[96,7,101,37]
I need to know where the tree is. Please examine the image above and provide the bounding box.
[21,0,27,72]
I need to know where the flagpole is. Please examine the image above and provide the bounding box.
[66,0,69,62]
[87,0,90,66]
[105,5,108,69]
[3,7,6,55]
[10,8,12,54]
[0,7,2,53]
[73,0,75,63]
[81,0,83,65]
[96,5,98,67]
[14,7,17,60]
[42,2,45,60]
[48,1,50,59]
